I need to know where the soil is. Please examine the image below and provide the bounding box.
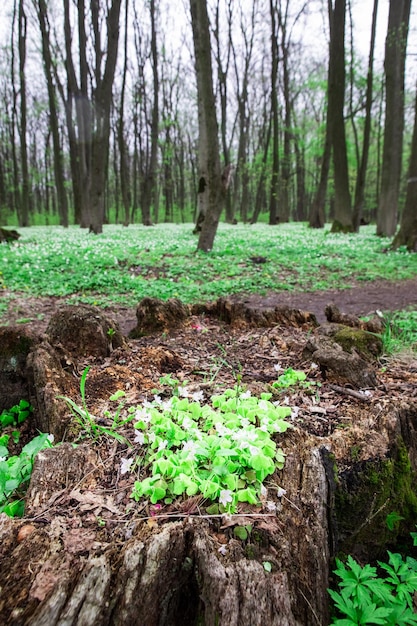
[2,276,417,335]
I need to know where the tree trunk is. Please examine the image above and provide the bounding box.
[18,0,30,227]
[141,0,159,227]
[37,0,69,228]
[89,0,123,234]
[352,0,378,231]
[269,0,279,226]
[190,0,224,252]
[391,84,417,251]
[330,0,353,233]
[376,0,411,237]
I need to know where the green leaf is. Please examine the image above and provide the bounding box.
[233,526,248,540]
[386,511,405,531]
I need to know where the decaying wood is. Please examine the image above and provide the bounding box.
[46,305,126,358]
[130,297,191,337]
[0,327,38,411]
[0,302,416,625]
[192,297,318,329]
[303,333,378,388]
[0,227,20,243]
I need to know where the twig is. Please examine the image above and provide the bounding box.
[328,384,371,402]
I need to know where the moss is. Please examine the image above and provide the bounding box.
[333,327,383,359]
[335,437,417,561]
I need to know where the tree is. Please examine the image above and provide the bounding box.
[190,0,224,252]
[351,0,378,231]
[330,0,353,233]
[17,0,30,226]
[36,0,69,227]
[376,0,411,237]
[391,84,417,251]
[269,0,280,225]
[62,0,122,233]
[141,0,159,226]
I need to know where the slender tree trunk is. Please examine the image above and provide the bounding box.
[391,84,417,251]
[141,0,159,226]
[190,0,223,252]
[376,0,411,237]
[118,0,131,227]
[330,0,353,233]
[269,0,279,225]
[37,0,69,227]
[18,0,30,227]
[89,0,123,234]
[352,0,378,231]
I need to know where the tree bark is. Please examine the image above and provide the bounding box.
[376,0,411,237]
[190,0,224,252]
[37,0,69,228]
[352,0,378,231]
[330,0,353,233]
[391,84,417,251]
[141,0,159,227]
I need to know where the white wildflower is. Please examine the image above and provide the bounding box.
[182,416,193,430]
[153,395,162,405]
[134,430,146,445]
[47,434,54,444]
[0,456,6,463]
[274,363,283,372]
[218,545,228,556]
[291,406,300,419]
[158,440,168,452]
[240,417,250,428]
[182,440,198,460]
[162,398,173,411]
[260,484,268,498]
[191,390,204,402]
[240,390,251,399]
[310,362,319,370]
[148,432,156,443]
[178,386,189,398]
[219,489,233,507]
[266,500,277,512]
[120,458,133,475]
[135,407,151,423]
[258,400,269,411]
[277,487,287,498]
[215,422,231,437]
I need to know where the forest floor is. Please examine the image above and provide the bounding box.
[2,275,417,334]
[1,277,417,626]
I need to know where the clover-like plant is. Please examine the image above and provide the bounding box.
[130,382,291,513]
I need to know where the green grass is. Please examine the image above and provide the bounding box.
[1,222,417,309]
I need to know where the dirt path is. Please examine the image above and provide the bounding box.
[1,276,417,333]
[238,277,417,323]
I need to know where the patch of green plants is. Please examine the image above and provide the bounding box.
[2,224,417,308]
[379,310,417,355]
[0,430,53,517]
[328,529,417,625]
[271,367,321,393]
[129,380,291,513]
[0,400,33,430]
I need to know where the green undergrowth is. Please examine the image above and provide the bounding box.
[329,529,417,625]
[380,310,417,355]
[59,369,306,514]
[1,223,417,308]
[0,401,53,517]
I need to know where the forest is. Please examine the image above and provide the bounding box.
[1,2,417,624]
[0,0,416,252]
